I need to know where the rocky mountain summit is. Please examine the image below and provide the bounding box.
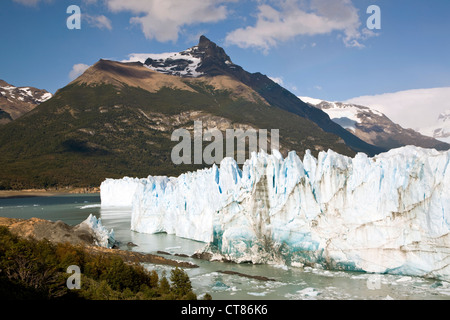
[301,97,450,151]
[143,35,234,78]
[0,80,52,124]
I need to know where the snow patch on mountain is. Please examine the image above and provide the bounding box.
[300,96,383,119]
[299,96,450,151]
[0,84,52,103]
[299,96,325,106]
[145,49,204,78]
[123,48,204,78]
[0,80,53,123]
[299,96,383,132]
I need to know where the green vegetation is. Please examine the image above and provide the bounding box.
[0,109,12,121]
[0,226,199,300]
[0,80,355,190]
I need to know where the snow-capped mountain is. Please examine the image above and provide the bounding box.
[144,49,204,78]
[122,36,384,156]
[0,79,52,124]
[300,96,450,151]
[127,35,235,78]
[420,110,450,144]
[101,147,450,280]
[0,36,385,190]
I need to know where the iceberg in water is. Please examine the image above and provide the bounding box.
[101,146,450,280]
[76,214,116,248]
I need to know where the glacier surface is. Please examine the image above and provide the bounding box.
[101,146,450,280]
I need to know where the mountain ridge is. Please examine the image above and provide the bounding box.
[0,36,383,189]
[140,36,384,156]
[301,96,450,151]
[0,80,52,125]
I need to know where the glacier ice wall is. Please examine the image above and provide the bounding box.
[100,177,141,207]
[103,146,450,280]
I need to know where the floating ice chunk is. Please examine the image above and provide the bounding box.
[77,214,115,248]
[297,287,320,297]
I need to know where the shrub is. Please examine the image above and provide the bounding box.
[0,226,198,300]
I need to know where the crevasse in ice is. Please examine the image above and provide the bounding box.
[101,146,450,280]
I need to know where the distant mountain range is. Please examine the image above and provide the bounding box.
[300,96,450,151]
[0,80,52,125]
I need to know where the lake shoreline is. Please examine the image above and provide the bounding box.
[0,188,100,199]
[0,216,198,269]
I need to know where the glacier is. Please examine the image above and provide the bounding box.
[76,214,116,248]
[101,146,450,280]
[100,176,141,207]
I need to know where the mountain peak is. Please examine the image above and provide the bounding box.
[304,96,450,151]
[0,79,52,125]
[198,35,213,47]
[0,80,10,87]
[197,35,230,61]
[141,36,234,78]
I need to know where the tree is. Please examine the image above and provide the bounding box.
[159,275,170,295]
[170,267,193,297]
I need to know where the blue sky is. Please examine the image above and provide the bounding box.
[1,0,449,111]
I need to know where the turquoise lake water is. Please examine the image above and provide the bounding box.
[1,193,449,300]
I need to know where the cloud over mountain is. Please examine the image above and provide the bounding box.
[346,87,450,131]
[225,0,372,52]
[103,0,231,42]
[69,63,90,80]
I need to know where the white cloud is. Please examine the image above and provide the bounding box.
[121,53,180,64]
[269,76,284,86]
[13,0,39,5]
[345,87,450,130]
[226,0,370,52]
[104,0,231,42]
[69,63,90,80]
[84,14,113,30]
[13,0,52,6]
[121,53,152,64]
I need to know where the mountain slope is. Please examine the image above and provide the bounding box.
[0,80,52,125]
[301,97,450,151]
[0,57,356,189]
[0,36,389,189]
[138,36,384,156]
